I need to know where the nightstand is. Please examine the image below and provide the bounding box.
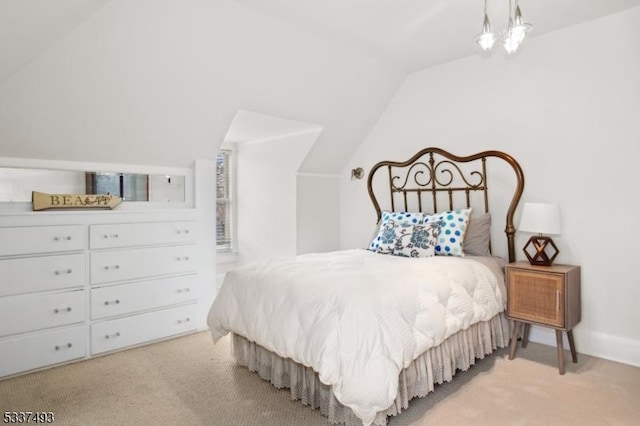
[506,261,581,375]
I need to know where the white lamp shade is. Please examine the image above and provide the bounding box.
[518,202,562,235]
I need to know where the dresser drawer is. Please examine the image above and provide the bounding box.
[89,221,196,249]
[90,245,197,284]
[0,290,86,337]
[0,325,86,377]
[91,304,197,355]
[91,275,197,319]
[0,225,84,256]
[0,254,85,297]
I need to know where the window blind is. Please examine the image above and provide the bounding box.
[216,150,232,252]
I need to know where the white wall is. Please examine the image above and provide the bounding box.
[296,173,340,255]
[341,7,640,366]
[0,0,403,174]
[148,174,185,202]
[0,168,85,201]
[236,131,318,265]
[194,159,217,326]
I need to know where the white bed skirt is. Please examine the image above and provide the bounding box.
[231,312,510,426]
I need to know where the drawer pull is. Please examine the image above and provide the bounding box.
[53,307,72,314]
[176,229,191,235]
[53,236,72,241]
[104,299,121,306]
[175,256,190,261]
[103,265,121,270]
[177,317,191,324]
[103,233,119,239]
[54,269,73,275]
[556,289,560,313]
[105,332,121,340]
[177,288,191,293]
[54,343,73,351]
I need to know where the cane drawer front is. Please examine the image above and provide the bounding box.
[0,254,85,297]
[0,225,84,256]
[90,245,197,284]
[89,221,196,249]
[0,289,86,337]
[0,325,87,378]
[91,274,197,320]
[507,269,565,328]
[91,304,197,355]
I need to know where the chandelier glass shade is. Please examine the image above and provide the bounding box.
[475,0,533,55]
[474,14,496,51]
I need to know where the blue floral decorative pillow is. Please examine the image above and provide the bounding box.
[368,211,425,251]
[423,208,472,256]
[374,221,442,258]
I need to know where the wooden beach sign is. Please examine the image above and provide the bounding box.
[32,191,123,211]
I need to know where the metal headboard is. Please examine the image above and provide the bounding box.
[367,147,525,262]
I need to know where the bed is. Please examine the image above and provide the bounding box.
[208,147,525,426]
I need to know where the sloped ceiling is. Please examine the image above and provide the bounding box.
[0,0,404,174]
[236,0,640,72]
[0,0,110,82]
[224,110,322,144]
[2,0,640,84]
[1,0,639,174]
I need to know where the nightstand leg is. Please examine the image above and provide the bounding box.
[567,330,578,363]
[522,323,530,348]
[556,330,565,375]
[509,321,522,360]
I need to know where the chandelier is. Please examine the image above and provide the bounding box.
[474,0,533,55]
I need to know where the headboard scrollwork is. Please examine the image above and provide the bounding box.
[367,147,525,262]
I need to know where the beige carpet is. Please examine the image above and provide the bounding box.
[1,331,639,426]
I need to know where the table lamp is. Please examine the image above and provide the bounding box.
[518,202,561,266]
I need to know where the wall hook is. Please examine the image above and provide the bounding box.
[351,167,364,180]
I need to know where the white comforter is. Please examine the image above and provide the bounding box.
[207,249,506,425]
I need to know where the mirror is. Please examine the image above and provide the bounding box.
[0,167,185,203]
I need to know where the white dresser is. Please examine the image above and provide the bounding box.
[88,220,198,355]
[0,209,206,379]
[0,225,87,377]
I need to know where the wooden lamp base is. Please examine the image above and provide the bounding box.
[523,235,559,266]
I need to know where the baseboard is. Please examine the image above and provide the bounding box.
[527,327,640,367]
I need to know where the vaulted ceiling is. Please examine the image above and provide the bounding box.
[0,0,110,82]
[1,0,639,173]
[236,0,640,72]
[1,0,639,83]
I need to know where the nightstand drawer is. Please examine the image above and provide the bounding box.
[508,269,564,327]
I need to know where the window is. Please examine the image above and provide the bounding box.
[216,150,232,252]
